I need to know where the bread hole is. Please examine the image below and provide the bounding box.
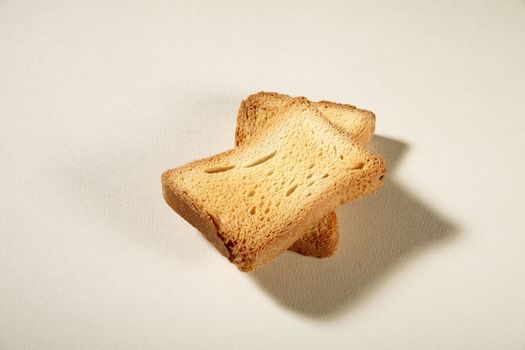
[264,208,270,214]
[307,181,315,187]
[322,173,329,179]
[379,175,384,180]
[286,184,298,196]
[306,173,313,179]
[347,161,365,170]
[204,165,235,173]
[247,190,256,197]
[308,163,315,169]
[266,170,274,176]
[339,155,344,160]
[244,150,277,168]
[249,206,256,215]
[208,212,225,232]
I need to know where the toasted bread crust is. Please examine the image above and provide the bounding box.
[162,172,230,258]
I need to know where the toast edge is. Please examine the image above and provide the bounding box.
[162,170,231,259]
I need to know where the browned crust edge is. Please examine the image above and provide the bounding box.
[162,172,231,259]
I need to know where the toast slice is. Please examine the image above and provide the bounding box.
[162,99,385,271]
[235,92,376,258]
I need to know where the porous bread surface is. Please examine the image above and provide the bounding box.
[163,99,385,271]
[235,92,376,258]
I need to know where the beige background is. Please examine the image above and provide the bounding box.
[1,0,525,349]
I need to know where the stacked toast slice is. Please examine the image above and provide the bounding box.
[162,93,385,271]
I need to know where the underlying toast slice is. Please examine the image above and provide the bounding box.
[236,92,376,258]
[236,92,376,146]
[288,211,339,258]
[162,99,385,271]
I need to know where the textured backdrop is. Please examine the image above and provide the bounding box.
[1,0,524,349]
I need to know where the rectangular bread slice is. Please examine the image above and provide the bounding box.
[162,98,385,271]
[235,92,376,258]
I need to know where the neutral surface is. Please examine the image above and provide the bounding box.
[1,1,524,349]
